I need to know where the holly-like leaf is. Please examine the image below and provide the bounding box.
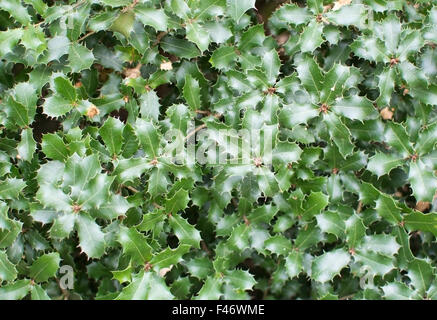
[29,253,61,283]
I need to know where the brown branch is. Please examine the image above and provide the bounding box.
[78,31,96,42]
[185,123,206,141]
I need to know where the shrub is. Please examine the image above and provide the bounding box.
[0,0,436,300]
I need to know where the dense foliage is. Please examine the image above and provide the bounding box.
[0,0,436,300]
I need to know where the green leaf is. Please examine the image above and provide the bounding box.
[41,134,69,161]
[312,249,350,283]
[99,117,124,156]
[134,6,168,31]
[76,214,106,258]
[404,211,437,237]
[165,189,189,214]
[160,36,200,59]
[118,226,153,264]
[210,46,237,71]
[169,214,201,249]
[186,22,210,52]
[139,90,161,122]
[0,280,31,300]
[116,270,174,300]
[299,20,324,53]
[375,194,403,225]
[68,43,94,73]
[183,75,201,111]
[150,244,190,269]
[43,95,73,118]
[0,178,26,200]
[29,252,61,283]
[0,250,17,282]
[53,77,77,103]
[17,128,36,162]
[324,112,354,158]
[333,95,378,121]
[226,0,255,22]
[408,160,437,202]
[367,152,404,178]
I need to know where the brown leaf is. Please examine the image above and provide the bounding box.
[333,0,352,10]
[86,104,100,119]
[415,201,430,212]
[380,107,394,120]
[160,60,173,71]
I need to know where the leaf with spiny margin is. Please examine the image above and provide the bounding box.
[29,252,61,283]
[273,3,312,25]
[165,188,189,214]
[345,214,366,249]
[0,250,17,282]
[75,214,105,258]
[63,153,101,199]
[186,22,210,52]
[285,251,303,279]
[0,219,21,249]
[375,194,403,224]
[135,119,160,158]
[50,213,75,239]
[357,234,400,257]
[139,90,160,122]
[0,0,31,25]
[408,259,434,295]
[150,244,190,269]
[326,4,366,28]
[0,280,31,300]
[195,276,222,300]
[5,98,30,128]
[324,112,354,158]
[99,117,124,156]
[0,29,23,56]
[183,75,201,111]
[54,77,77,103]
[299,20,324,53]
[210,46,237,71]
[262,49,281,85]
[41,133,69,161]
[0,178,26,200]
[134,6,168,31]
[382,282,420,300]
[312,249,350,283]
[333,95,378,121]
[316,211,345,239]
[367,152,404,178]
[30,284,50,300]
[224,269,256,291]
[17,128,36,162]
[265,235,292,256]
[226,0,255,22]
[376,67,395,107]
[301,191,329,221]
[416,122,437,155]
[408,160,437,202]
[295,54,324,100]
[169,214,201,249]
[76,174,114,210]
[68,43,94,73]
[117,226,153,264]
[160,36,200,59]
[279,104,319,127]
[354,250,395,276]
[114,158,151,183]
[116,270,174,300]
[43,95,73,118]
[404,210,437,237]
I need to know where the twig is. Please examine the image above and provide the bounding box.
[356,200,363,214]
[78,31,95,42]
[121,184,139,193]
[153,202,164,210]
[185,123,206,141]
